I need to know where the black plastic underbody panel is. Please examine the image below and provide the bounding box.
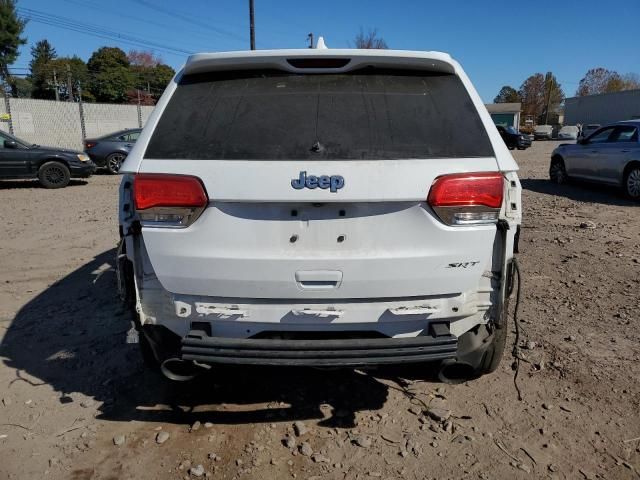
[181,331,458,367]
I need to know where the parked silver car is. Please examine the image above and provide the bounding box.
[549,121,640,198]
[558,125,579,140]
[534,125,553,140]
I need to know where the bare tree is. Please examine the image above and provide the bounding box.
[621,73,640,91]
[576,68,625,96]
[354,28,388,49]
[127,50,162,68]
[518,73,546,121]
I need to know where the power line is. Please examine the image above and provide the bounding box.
[133,0,246,43]
[18,7,194,57]
[60,0,233,51]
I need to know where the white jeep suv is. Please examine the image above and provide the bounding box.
[117,46,521,381]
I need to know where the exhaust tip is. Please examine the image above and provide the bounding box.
[160,358,207,382]
[437,361,476,384]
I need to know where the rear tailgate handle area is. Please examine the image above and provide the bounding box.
[295,270,343,289]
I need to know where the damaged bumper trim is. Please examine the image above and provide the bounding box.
[181,330,458,367]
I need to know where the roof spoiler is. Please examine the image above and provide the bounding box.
[182,50,458,76]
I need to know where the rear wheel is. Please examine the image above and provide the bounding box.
[106,152,126,174]
[549,157,568,184]
[38,161,70,188]
[477,318,508,374]
[624,165,640,200]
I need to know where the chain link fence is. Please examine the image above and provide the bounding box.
[0,97,154,150]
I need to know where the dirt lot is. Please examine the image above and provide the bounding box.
[1,141,639,480]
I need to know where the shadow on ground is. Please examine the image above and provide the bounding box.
[521,178,637,207]
[1,250,440,428]
[0,179,88,189]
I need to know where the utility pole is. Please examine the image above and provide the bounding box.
[1,78,14,135]
[77,81,86,141]
[249,0,255,50]
[307,33,314,48]
[66,64,73,102]
[136,89,143,128]
[544,71,552,125]
[53,68,60,101]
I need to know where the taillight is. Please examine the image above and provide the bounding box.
[134,174,208,228]
[427,172,504,226]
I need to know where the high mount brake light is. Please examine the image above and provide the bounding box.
[427,173,504,226]
[134,174,208,228]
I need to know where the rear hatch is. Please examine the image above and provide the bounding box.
[134,64,502,300]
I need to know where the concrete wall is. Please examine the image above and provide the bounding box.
[564,89,640,126]
[0,97,154,150]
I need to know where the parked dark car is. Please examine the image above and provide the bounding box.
[0,130,95,188]
[496,125,531,150]
[84,128,141,174]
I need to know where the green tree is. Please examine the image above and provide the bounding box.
[29,39,58,99]
[493,86,521,103]
[87,47,133,103]
[47,56,91,101]
[149,63,174,95]
[126,50,174,103]
[0,0,27,94]
[13,76,31,97]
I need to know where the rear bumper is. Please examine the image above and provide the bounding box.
[181,329,458,366]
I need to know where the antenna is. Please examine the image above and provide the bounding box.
[316,36,328,49]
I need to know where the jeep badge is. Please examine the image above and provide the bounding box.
[291,171,344,193]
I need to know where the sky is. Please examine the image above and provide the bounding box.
[10,0,640,102]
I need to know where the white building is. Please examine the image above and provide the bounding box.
[485,103,521,129]
[564,89,640,125]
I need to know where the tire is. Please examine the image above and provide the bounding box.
[106,152,126,174]
[38,161,70,189]
[139,331,161,371]
[477,316,508,374]
[623,165,640,200]
[549,157,568,184]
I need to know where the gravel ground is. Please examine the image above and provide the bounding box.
[0,141,639,480]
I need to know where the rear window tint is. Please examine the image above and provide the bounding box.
[145,69,494,160]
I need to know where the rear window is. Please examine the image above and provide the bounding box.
[145,69,494,160]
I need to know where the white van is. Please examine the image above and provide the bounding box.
[117,46,521,381]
